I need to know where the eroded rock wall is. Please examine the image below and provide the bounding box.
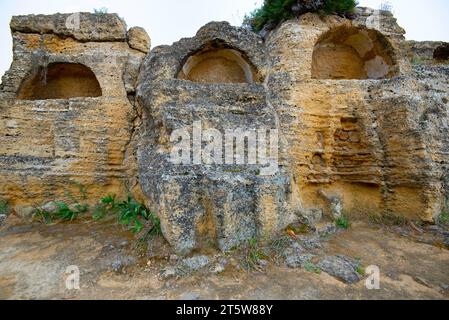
[0,9,447,254]
[137,22,298,254]
[266,9,448,222]
[0,13,150,215]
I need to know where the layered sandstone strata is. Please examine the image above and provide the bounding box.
[0,13,150,215]
[0,9,447,254]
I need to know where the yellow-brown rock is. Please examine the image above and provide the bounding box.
[0,13,145,216]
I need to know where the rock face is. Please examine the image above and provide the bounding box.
[0,13,147,214]
[0,9,448,254]
[264,9,448,223]
[137,22,298,253]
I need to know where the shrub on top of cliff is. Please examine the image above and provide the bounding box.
[243,0,358,32]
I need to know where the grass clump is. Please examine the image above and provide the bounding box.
[0,198,11,216]
[33,207,53,224]
[92,195,162,238]
[336,214,350,229]
[243,238,269,271]
[244,0,358,32]
[55,201,88,222]
[92,194,117,221]
[439,211,449,227]
[304,262,321,274]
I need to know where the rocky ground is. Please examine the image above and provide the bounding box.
[0,215,448,300]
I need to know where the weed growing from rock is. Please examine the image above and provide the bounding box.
[0,198,10,216]
[336,214,350,229]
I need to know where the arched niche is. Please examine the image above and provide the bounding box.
[177,44,260,84]
[17,63,102,100]
[311,26,398,80]
[433,44,449,61]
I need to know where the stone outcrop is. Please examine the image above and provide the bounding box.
[0,9,448,254]
[0,13,148,215]
[408,40,449,64]
[127,26,151,54]
[137,22,297,253]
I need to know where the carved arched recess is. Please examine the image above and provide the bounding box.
[312,25,399,80]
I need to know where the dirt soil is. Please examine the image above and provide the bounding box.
[0,215,448,300]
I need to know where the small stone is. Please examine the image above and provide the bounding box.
[285,253,315,269]
[313,223,338,236]
[210,264,225,274]
[111,260,124,273]
[180,256,210,272]
[41,201,57,213]
[413,276,432,288]
[146,260,152,267]
[119,240,129,248]
[300,236,323,250]
[160,267,177,279]
[257,259,269,267]
[180,292,200,300]
[0,214,7,226]
[111,256,136,274]
[169,254,179,262]
[283,242,314,268]
[440,283,449,290]
[318,255,362,284]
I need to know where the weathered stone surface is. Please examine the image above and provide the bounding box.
[137,21,298,254]
[10,13,127,42]
[1,9,448,255]
[318,255,362,284]
[180,256,210,271]
[127,26,151,53]
[0,13,146,212]
[266,12,448,222]
[283,243,315,268]
[408,40,449,64]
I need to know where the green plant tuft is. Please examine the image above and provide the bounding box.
[0,198,11,216]
[114,196,161,237]
[54,202,78,221]
[304,262,321,274]
[92,194,118,221]
[33,208,53,224]
[336,214,350,229]
[241,238,269,271]
[323,0,358,15]
[439,211,449,227]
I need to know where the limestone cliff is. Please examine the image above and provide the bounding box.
[0,13,150,215]
[0,9,447,254]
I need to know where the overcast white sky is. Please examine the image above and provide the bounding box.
[0,0,448,76]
